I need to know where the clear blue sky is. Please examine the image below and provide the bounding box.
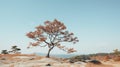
[0,0,120,54]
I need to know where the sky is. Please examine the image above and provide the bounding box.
[0,0,120,55]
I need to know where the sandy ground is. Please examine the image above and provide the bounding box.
[0,54,120,67]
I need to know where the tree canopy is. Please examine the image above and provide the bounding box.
[26,19,79,58]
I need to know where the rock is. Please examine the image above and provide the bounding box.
[69,60,75,63]
[29,58,34,60]
[46,63,51,66]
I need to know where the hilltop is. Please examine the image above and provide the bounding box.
[0,54,120,67]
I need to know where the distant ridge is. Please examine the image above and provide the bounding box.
[35,53,76,58]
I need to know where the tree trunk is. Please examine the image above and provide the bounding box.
[46,46,54,58]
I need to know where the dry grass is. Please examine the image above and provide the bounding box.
[113,56,120,61]
[0,54,36,58]
[1,54,120,67]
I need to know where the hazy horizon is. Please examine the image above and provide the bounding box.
[0,0,120,55]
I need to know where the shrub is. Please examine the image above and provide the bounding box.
[69,55,91,62]
[1,50,9,54]
[89,60,101,64]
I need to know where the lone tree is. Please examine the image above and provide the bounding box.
[9,45,21,54]
[26,19,79,58]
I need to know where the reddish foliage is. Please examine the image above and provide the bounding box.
[26,19,79,57]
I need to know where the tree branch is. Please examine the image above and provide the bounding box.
[48,34,52,42]
[52,33,58,43]
[44,40,49,45]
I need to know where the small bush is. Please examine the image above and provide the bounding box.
[69,55,91,62]
[89,60,101,64]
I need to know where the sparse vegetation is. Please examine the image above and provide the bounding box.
[1,45,21,54]
[69,55,91,63]
[113,49,120,56]
[1,50,9,54]
[112,49,120,61]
